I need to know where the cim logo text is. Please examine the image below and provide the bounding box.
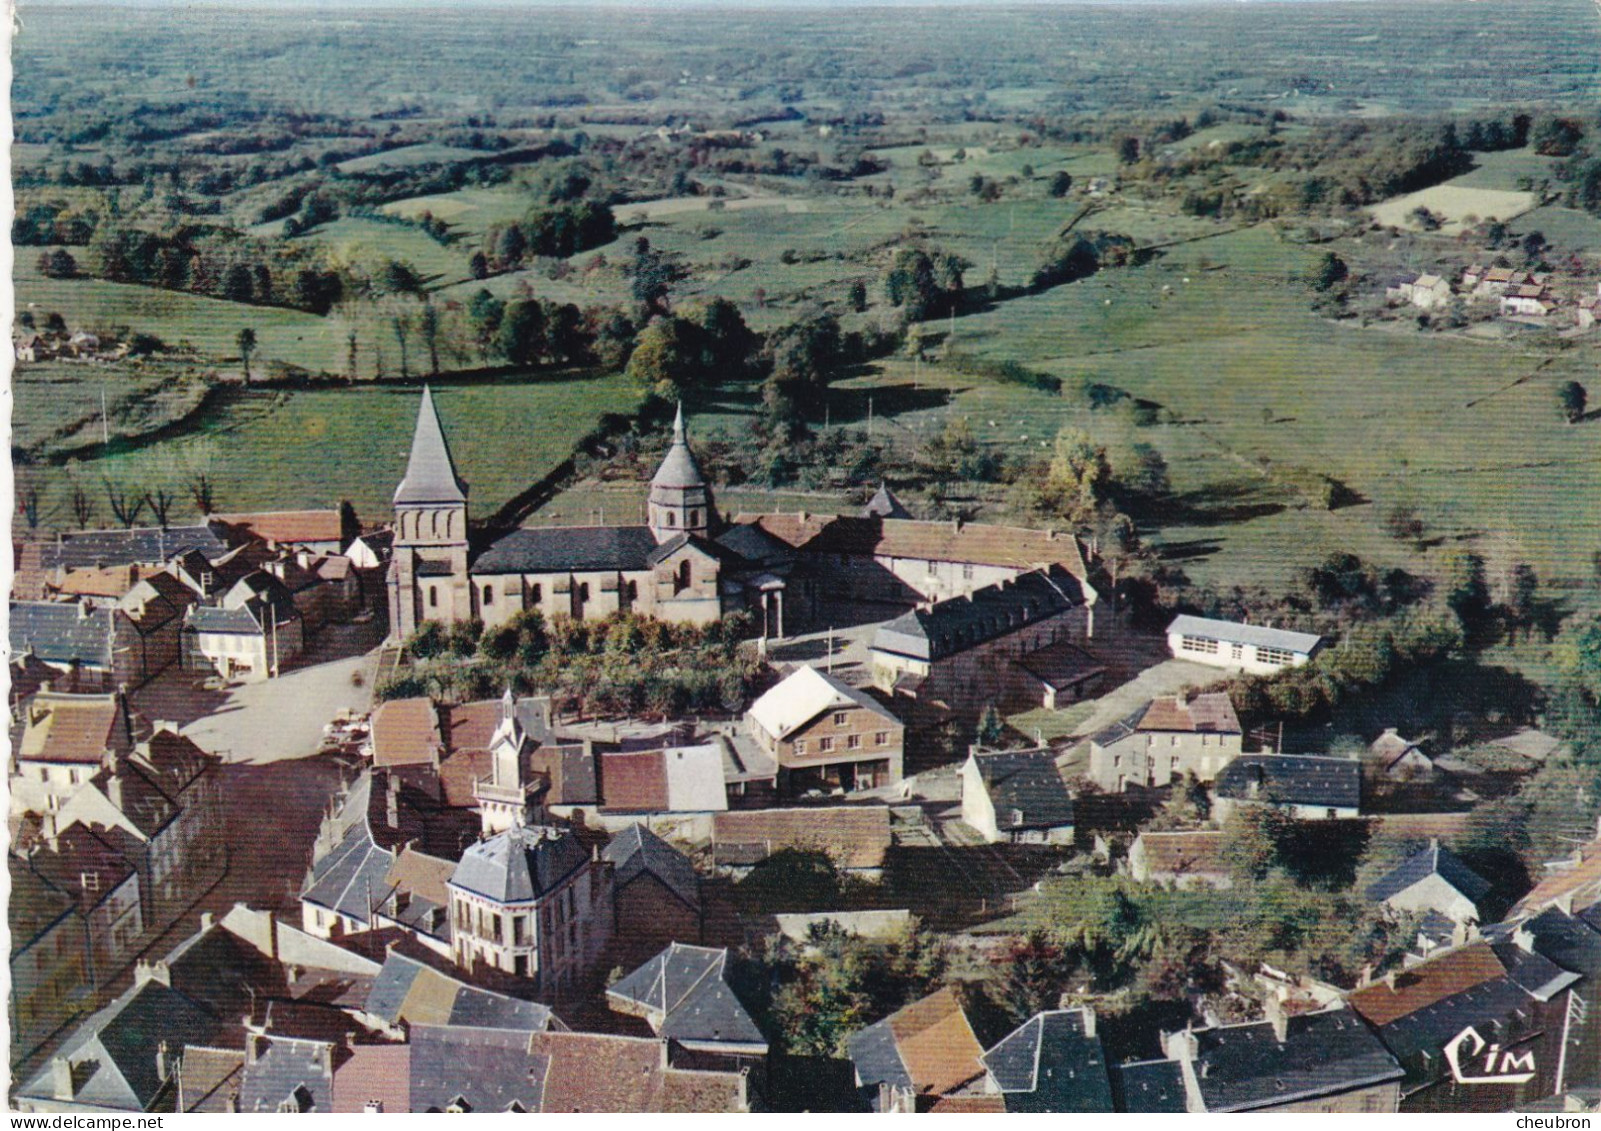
[1444,1025,1537,1086]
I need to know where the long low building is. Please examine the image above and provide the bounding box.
[1167,614,1323,675]
[1212,754,1362,820]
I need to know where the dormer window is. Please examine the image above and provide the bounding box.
[81,871,100,892]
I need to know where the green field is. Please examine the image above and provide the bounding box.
[31,373,642,528]
[336,144,487,175]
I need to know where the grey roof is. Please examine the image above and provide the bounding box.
[1374,966,1545,1087]
[1190,1010,1402,1113]
[16,960,233,1110]
[1514,907,1601,977]
[603,824,701,912]
[971,749,1075,831]
[409,1024,547,1113]
[301,821,395,924]
[650,404,707,491]
[1366,844,1492,906]
[394,386,468,506]
[1166,614,1323,656]
[715,522,796,568]
[238,1037,335,1113]
[862,483,912,520]
[607,943,765,1049]
[646,531,746,568]
[1111,1059,1187,1113]
[449,825,588,904]
[186,605,265,635]
[873,565,1085,662]
[10,601,115,667]
[363,951,556,1031]
[981,1010,1113,1113]
[1497,940,1583,1000]
[847,1016,912,1093]
[1214,754,1361,810]
[35,523,232,571]
[471,525,660,575]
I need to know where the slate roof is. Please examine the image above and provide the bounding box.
[714,522,797,569]
[409,1024,544,1113]
[177,1046,245,1113]
[607,943,766,1050]
[603,823,701,911]
[969,748,1075,831]
[238,1036,336,1113]
[362,951,556,1032]
[1167,614,1323,656]
[847,987,985,1098]
[9,860,79,956]
[645,531,745,568]
[300,821,394,925]
[1366,843,1492,907]
[10,601,116,668]
[1014,639,1106,689]
[185,605,265,635]
[872,566,1087,662]
[28,826,139,914]
[1213,754,1361,810]
[394,386,468,506]
[651,404,708,490]
[747,665,901,741]
[1111,1058,1188,1113]
[981,1009,1114,1113]
[34,523,232,571]
[1511,906,1601,978]
[471,525,661,575]
[449,825,589,904]
[862,483,912,520]
[1188,1009,1402,1112]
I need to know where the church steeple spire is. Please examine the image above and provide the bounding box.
[648,403,714,541]
[394,385,468,505]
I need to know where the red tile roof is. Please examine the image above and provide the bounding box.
[214,510,345,546]
[1347,943,1506,1027]
[602,750,671,812]
[885,987,986,1096]
[713,806,893,871]
[331,1044,411,1114]
[1514,833,1601,917]
[1136,693,1240,735]
[371,698,443,768]
[19,694,130,764]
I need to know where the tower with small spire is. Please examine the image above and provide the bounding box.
[648,404,716,542]
[474,688,541,834]
[388,386,471,640]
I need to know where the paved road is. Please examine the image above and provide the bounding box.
[182,649,380,764]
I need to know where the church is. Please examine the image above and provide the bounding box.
[386,388,802,641]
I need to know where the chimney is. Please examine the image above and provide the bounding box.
[1513,925,1535,954]
[226,1091,240,1114]
[386,774,400,830]
[51,1056,75,1101]
[1429,837,1439,852]
[247,1034,267,1065]
[155,1042,172,1083]
[264,909,278,962]
[1383,970,1398,991]
[1081,1009,1096,1039]
[200,911,214,932]
[1264,996,1288,1044]
[1358,963,1375,989]
[1163,1027,1199,1064]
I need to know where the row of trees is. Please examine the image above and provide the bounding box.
[472,200,617,277]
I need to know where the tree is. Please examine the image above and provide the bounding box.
[1509,563,1539,633]
[1559,380,1587,424]
[1382,503,1427,549]
[1049,171,1074,198]
[1311,251,1349,292]
[625,316,701,400]
[977,704,1006,747]
[468,251,489,280]
[1000,931,1074,1021]
[103,477,147,528]
[236,327,257,384]
[1442,550,1492,637]
[1222,806,1294,883]
[498,299,546,367]
[37,248,78,279]
[419,302,441,377]
[847,279,869,312]
[1117,136,1141,164]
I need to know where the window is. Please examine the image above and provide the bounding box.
[875,731,889,746]
[482,585,494,606]
[429,587,439,609]
[1231,643,1244,660]
[1256,646,1297,667]
[81,872,100,892]
[926,561,937,576]
[794,739,807,756]
[1181,635,1218,655]
[833,711,848,727]
[1326,808,1338,820]
[665,511,678,528]
[962,564,974,580]
[578,583,590,602]
[690,509,701,528]
[818,737,835,753]
[529,582,542,603]
[846,734,861,750]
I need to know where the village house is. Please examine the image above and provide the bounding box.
[9,600,174,693]
[1128,830,1233,889]
[1162,1003,1403,1112]
[606,943,768,1069]
[981,1008,1114,1112]
[1010,639,1107,710]
[1347,939,1584,1112]
[1367,727,1435,779]
[181,571,304,682]
[1365,840,1492,927]
[446,823,613,997]
[1398,273,1453,310]
[12,689,144,812]
[1211,754,1363,820]
[869,565,1094,715]
[519,1030,750,1112]
[960,747,1075,845]
[1501,283,1558,318]
[25,825,146,988]
[711,805,893,878]
[212,510,350,555]
[9,860,92,1065]
[1471,266,1538,298]
[602,824,702,967]
[14,522,236,604]
[1385,272,1420,303]
[598,742,729,831]
[1088,692,1243,793]
[359,947,559,1037]
[744,665,905,795]
[848,986,987,1112]
[1166,614,1323,675]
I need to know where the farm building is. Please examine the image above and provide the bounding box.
[744,665,905,796]
[1366,728,1435,779]
[1500,284,1557,318]
[1087,692,1242,793]
[1212,754,1362,821]
[960,747,1075,845]
[711,806,892,878]
[1364,840,1492,927]
[1166,614,1322,675]
[1128,831,1232,890]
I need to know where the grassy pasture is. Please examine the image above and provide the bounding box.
[1370,185,1538,234]
[31,372,642,526]
[335,143,486,174]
